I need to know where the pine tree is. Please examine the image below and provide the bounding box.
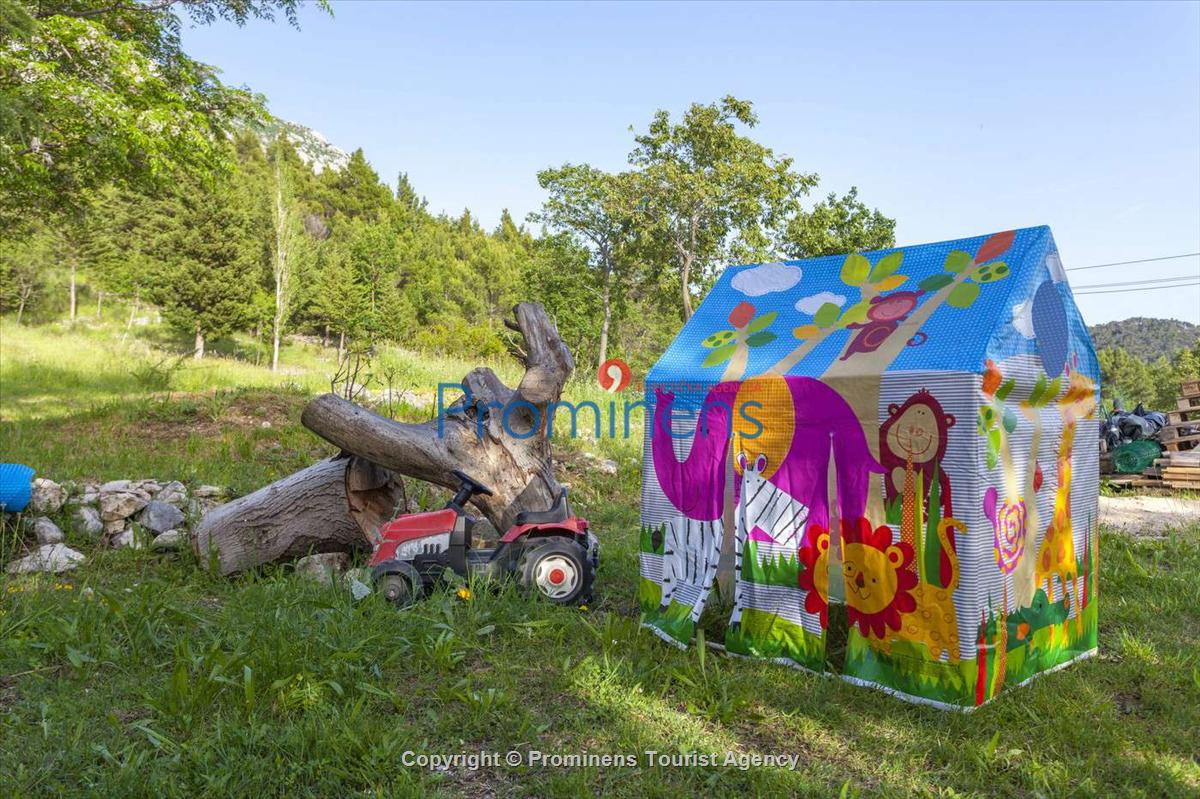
[155,174,261,358]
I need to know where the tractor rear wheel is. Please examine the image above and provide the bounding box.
[518,539,594,605]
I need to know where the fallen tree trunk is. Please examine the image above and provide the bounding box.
[196,302,575,573]
[193,455,404,576]
[301,303,575,531]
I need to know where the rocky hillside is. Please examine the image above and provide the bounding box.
[257,118,351,173]
[1089,317,1200,361]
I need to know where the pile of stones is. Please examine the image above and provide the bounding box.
[5,477,227,574]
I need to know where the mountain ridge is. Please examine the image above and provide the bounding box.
[1088,317,1199,361]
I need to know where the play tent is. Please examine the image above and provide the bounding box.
[638,226,1099,710]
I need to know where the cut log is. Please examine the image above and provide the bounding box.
[193,455,404,576]
[301,302,575,531]
[195,302,575,574]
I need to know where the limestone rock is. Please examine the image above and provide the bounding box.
[137,501,185,534]
[32,516,65,545]
[112,529,147,549]
[98,479,132,493]
[295,552,350,585]
[193,485,225,499]
[156,481,188,508]
[73,506,104,539]
[7,544,85,574]
[30,478,67,514]
[150,529,187,551]
[343,566,373,600]
[99,489,151,521]
[103,518,127,536]
[70,490,99,507]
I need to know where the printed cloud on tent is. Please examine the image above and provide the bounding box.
[795,291,847,315]
[730,262,802,296]
[638,225,1100,711]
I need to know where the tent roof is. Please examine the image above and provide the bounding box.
[646,225,1099,385]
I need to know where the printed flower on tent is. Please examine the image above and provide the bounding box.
[700,302,779,367]
[985,486,1026,574]
[730,262,803,296]
[797,524,831,627]
[982,359,1003,396]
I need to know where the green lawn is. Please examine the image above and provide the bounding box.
[1,320,1198,797]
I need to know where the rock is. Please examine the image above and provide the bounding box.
[70,490,99,506]
[295,552,350,585]
[156,481,188,508]
[193,485,225,499]
[343,566,373,600]
[150,529,187,551]
[98,479,132,493]
[72,506,104,539]
[103,518,127,535]
[32,516,65,545]
[112,529,147,549]
[30,478,67,514]
[99,489,151,521]
[347,577,372,600]
[134,480,162,495]
[137,501,185,534]
[7,544,85,574]
[598,459,618,475]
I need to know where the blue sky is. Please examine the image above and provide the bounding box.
[182,1,1200,325]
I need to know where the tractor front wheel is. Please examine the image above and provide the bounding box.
[372,561,424,609]
[518,539,594,605]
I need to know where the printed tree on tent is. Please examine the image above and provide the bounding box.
[709,231,1017,537]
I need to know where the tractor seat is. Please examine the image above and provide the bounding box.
[515,488,570,525]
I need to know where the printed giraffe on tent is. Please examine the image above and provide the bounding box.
[1035,372,1096,634]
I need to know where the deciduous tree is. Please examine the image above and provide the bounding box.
[0,0,323,220]
[784,187,896,258]
[629,96,815,320]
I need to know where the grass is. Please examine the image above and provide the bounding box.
[2,318,1199,797]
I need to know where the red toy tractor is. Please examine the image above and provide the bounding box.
[369,470,597,607]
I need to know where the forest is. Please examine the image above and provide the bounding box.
[0,0,897,376]
[5,0,1192,405]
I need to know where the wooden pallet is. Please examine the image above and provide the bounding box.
[1180,379,1200,397]
[1121,450,1200,490]
[1177,395,1200,411]
[1161,417,1200,448]
[1168,407,1200,423]
[1105,475,1163,488]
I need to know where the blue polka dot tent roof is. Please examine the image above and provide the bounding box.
[637,226,1100,710]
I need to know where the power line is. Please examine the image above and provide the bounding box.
[1074,281,1200,296]
[1066,252,1200,272]
[1073,274,1200,290]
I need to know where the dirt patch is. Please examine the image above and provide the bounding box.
[57,389,308,443]
[1114,690,1142,717]
[1099,495,1200,536]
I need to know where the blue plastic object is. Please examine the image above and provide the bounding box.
[0,463,36,513]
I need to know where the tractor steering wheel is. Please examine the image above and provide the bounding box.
[451,469,494,498]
